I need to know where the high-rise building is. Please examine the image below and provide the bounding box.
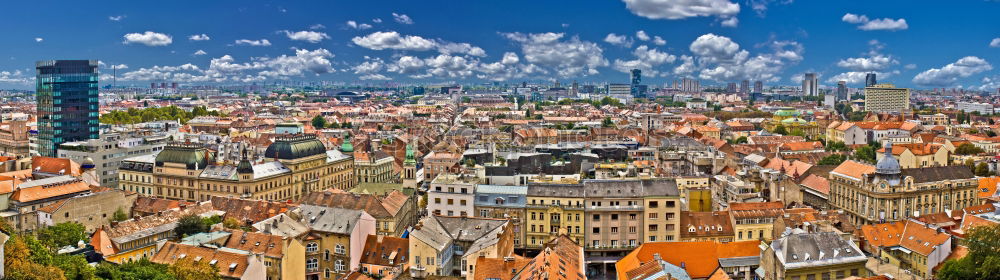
[630,69,641,86]
[740,79,750,93]
[727,82,737,93]
[681,78,700,92]
[802,73,818,96]
[35,60,99,157]
[865,73,877,87]
[754,81,763,93]
[836,81,848,101]
[864,84,910,113]
[630,69,643,97]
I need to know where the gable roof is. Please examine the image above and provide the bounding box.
[222,229,285,258]
[616,241,760,280]
[360,235,409,267]
[151,241,251,278]
[210,196,291,224]
[830,160,876,180]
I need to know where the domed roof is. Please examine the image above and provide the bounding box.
[81,157,95,169]
[876,142,901,175]
[781,118,808,124]
[155,145,213,170]
[264,135,327,160]
[775,110,799,117]
[340,135,354,153]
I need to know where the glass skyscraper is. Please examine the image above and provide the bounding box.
[35,60,99,157]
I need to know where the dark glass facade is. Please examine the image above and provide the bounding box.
[36,60,99,157]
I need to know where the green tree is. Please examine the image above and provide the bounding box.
[855,145,877,164]
[825,141,847,152]
[734,136,748,144]
[169,257,220,280]
[602,117,615,128]
[956,143,986,155]
[53,254,95,280]
[311,115,327,129]
[938,223,1000,280]
[201,215,222,228]
[222,217,243,230]
[772,125,788,135]
[976,162,991,176]
[175,214,209,237]
[817,154,847,165]
[37,222,87,249]
[95,259,174,280]
[112,207,129,222]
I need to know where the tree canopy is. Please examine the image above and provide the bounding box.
[956,143,986,155]
[37,222,88,249]
[174,214,209,238]
[817,154,847,166]
[938,223,1000,280]
[100,106,222,125]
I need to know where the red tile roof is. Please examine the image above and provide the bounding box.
[616,241,760,280]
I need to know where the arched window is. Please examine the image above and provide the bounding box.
[335,244,346,254]
[307,258,318,270]
[324,249,330,261]
[335,260,345,272]
[306,242,318,252]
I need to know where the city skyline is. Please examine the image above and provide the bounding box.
[0,0,998,90]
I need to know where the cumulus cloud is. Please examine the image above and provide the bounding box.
[188,34,210,41]
[836,55,897,72]
[109,15,125,21]
[604,33,633,47]
[437,42,486,57]
[636,30,651,41]
[912,56,993,86]
[346,21,372,30]
[614,45,676,76]
[352,31,436,51]
[392,13,414,24]
[193,50,207,56]
[746,0,793,17]
[360,73,391,80]
[123,31,173,46]
[120,48,335,83]
[501,52,520,65]
[677,33,803,82]
[0,70,34,84]
[720,17,738,27]
[352,57,385,74]
[234,39,272,46]
[283,30,330,43]
[825,70,899,84]
[502,32,608,77]
[652,36,667,46]
[991,38,1000,48]
[621,0,739,20]
[842,13,908,31]
[34,38,43,42]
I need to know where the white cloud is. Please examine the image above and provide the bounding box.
[991,38,1000,48]
[256,48,336,78]
[0,70,34,84]
[904,64,916,70]
[621,0,739,20]
[502,52,520,65]
[826,70,898,84]
[34,38,43,42]
[836,54,897,72]
[604,33,633,47]
[636,30,651,41]
[978,75,1000,91]
[310,24,326,30]
[387,56,425,74]
[352,57,385,74]
[352,31,436,51]
[120,48,335,83]
[913,56,993,86]
[614,45,677,76]
[283,30,330,43]
[502,32,607,77]
[842,13,908,31]
[747,0,793,17]
[188,34,211,41]
[123,31,173,46]
[392,13,414,24]
[678,33,803,82]
[346,21,372,30]
[372,18,383,23]
[720,17,738,27]
[108,15,125,21]
[360,74,391,80]
[193,50,207,56]
[652,36,667,46]
[234,39,272,46]
[437,42,486,57]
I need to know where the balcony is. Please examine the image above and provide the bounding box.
[587,205,644,211]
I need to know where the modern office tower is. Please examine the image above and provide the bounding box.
[35,60,99,157]
[837,81,848,101]
[802,73,818,96]
[630,69,643,97]
[864,84,911,113]
[630,69,641,86]
[754,81,763,93]
[681,78,701,92]
[956,102,995,115]
[740,79,750,93]
[865,73,877,87]
[727,82,737,93]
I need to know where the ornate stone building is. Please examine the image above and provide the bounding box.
[118,135,355,202]
[829,142,979,225]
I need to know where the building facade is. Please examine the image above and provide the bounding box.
[864,84,911,113]
[35,60,100,157]
[58,133,168,188]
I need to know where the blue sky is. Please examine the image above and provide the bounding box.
[1,0,998,90]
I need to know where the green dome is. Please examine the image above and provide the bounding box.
[774,110,799,117]
[155,145,213,170]
[265,135,327,160]
[781,118,808,124]
[340,135,354,153]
